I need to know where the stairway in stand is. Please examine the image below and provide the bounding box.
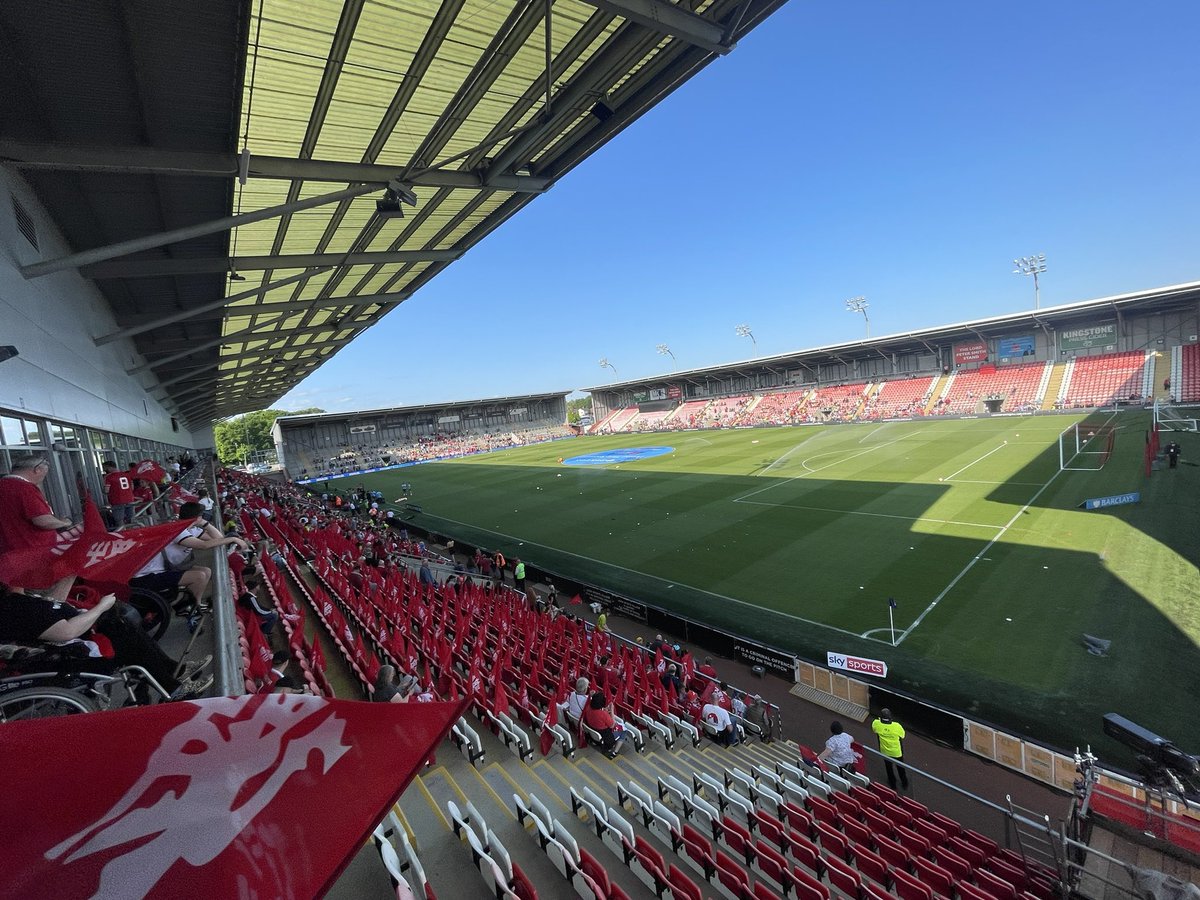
[1039,362,1066,411]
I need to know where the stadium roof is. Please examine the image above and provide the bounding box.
[274,390,568,426]
[1,0,787,430]
[583,279,1200,392]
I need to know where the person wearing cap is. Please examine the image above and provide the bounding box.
[871,708,909,789]
[567,676,590,723]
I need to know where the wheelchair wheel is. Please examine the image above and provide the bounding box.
[0,686,98,722]
[127,587,171,642]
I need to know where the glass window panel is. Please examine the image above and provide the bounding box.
[23,420,44,445]
[1,416,24,446]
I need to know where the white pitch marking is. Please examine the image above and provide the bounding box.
[735,498,1003,530]
[859,423,890,444]
[940,443,1009,482]
[737,433,915,501]
[944,479,1046,486]
[896,410,1119,645]
[411,510,874,641]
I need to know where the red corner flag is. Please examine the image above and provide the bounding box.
[0,693,469,900]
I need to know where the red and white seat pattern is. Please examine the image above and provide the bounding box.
[1058,351,1151,408]
[738,391,810,426]
[1171,343,1200,402]
[932,362,1049,416]
[805,383,869,422]
[861,376,938,420]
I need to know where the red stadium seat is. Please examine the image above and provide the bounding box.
[784,831,826,880]
[792,865,831,900]
[973,868,1018,900]
[578,849,610,896]
[825,853,864,899]
[668,864,703,900]
[927,812,961,839]
[850,786,882,810]
[716,849,752,899]
[865,808,898,841]
[810,795,842,829]
[755,882,785,900]
[895,825,932,858]
[817,822,852,862]
[833,793,865,821]
[874,834,913,871]
[752,810,787,850]
[912,818,949,848]
[722,816,756,865]
[852,841,892,888]
[891,866,934,900]
[865,883,900,900]
[930,846,972,881]
[783,802,817,840]
[913,856,956,897]
[754,840,794,893]
[844,816,875,848]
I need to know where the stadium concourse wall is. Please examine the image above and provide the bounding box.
[0,167,212,515]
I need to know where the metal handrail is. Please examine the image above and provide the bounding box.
[206,461,242,697]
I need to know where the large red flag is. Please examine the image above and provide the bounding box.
[0,693,468,900]
[132,459,167,485]
[540,691,559,756]
[0,498,191,590]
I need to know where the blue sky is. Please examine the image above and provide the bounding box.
[278,0,1200,413]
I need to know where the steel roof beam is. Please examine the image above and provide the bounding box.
[21,183,381,279]
[575,0,731,55]
[84,249,461,280]
[105,289,407,344]
[0,142,553,193]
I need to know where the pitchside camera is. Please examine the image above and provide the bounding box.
[1103,713,1200,784]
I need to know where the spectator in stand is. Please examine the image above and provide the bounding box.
[102,460,136,527]
[742,695,773,743]
[492,550,506,585]
[660,663,682,696]
[372,664,404,703]
[595,607,608,634]
[130,502,250,613]
[265,650,303,694]
[818,721,858,774]
[647,634,666,654]
[513,558,526,593]
[684,689,705,724]
[196,487,216,523]
[697,656,719,679]
[418,559,434,586]
[730,691,747,718]
[583,691,626,758]
[0,583,210,700]
[237,576,277,634]
[710,680,732,712]
[701,699,739,746]
[566,676,590,723]
[0,453,79,601]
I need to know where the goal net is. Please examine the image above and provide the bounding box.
[1059,419,1117,471]
[1153,397,1200,433]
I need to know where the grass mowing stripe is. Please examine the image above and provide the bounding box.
[896,409,1119,645]
[409,508,881,643]
[734,497,1003,530]
[941,442,1008,481]
[735,432,916,501]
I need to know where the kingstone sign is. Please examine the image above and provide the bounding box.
[827,651,888,678]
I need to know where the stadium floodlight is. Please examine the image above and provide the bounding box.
[656,343,675,361]
[845,296,870,338]
[735,323,757,350]
[1013,254,1047,309]
[598,357,618,376]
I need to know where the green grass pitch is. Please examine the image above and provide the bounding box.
[328,411,1200,758]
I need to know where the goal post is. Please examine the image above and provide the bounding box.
[1059,420,1116,471]
[1153,397,1200,433]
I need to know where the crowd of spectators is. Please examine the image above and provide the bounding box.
[296,425,572,479]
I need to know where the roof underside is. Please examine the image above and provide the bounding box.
[0,0,787,429]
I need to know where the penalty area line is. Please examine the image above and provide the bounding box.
[410,508,875,643]
[896,409,1119,646]
[941,442,1008,482]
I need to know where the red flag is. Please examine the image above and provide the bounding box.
[0,694,468,900]
[0,498,191,590]
[493,677,510,719]
[540,692,559,756]
[568,594,583,606]
[132,459,167,484]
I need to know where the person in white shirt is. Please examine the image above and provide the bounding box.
[566,677,590,723]
[702,702,739,746]
[129,502,250,610]
[817,720,858,772]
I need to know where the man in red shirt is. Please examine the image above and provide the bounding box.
[0,453,77,600]
[102,460,136,526]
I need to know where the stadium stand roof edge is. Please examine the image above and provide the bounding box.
[583,279,1200,391]
[273,391,572,426]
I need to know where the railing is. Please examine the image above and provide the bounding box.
[205,460,242,697]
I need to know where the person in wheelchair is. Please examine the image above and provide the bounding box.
[129,502,250,617]
[0,583,211,701]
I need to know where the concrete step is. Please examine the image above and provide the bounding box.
[393,774,493,899]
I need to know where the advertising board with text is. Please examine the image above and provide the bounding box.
[953,340,989,365]
[1060,323,1117,352]
[827,651,888,678]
